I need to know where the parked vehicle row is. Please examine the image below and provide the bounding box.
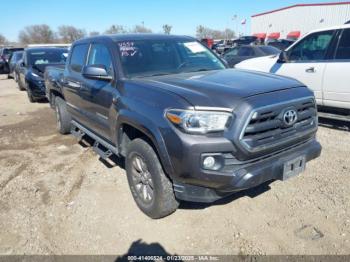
[236,24,350,117]
[212,36,260,54]
[42,34,321,218]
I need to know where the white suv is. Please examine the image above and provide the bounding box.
[236,24,350,112]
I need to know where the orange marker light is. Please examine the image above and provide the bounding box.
[166,112,182,124]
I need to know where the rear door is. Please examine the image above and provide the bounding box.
[273,30,336,105]
[63,43,89,121]
[79,42,118,141]
[322,28,350,109]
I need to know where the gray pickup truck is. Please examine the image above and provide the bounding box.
[45,34,321,218]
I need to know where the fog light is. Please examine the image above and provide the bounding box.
[203,156,215,169]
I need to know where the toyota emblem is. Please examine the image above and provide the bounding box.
[283,109,298,126]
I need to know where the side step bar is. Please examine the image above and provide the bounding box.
[93,141,113,160]
[318,112,350,122]
[71,120,119,156]
[71,126,85,141]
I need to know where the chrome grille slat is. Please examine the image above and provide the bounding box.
[240,97,317,152]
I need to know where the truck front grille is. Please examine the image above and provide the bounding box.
[240,97,317,152]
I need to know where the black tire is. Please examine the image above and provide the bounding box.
[126,138,179,219]
[26,84,35,103]
[17,75,25,90]
[55,96,71,134]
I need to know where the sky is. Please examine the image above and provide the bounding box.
[2,0,347,41]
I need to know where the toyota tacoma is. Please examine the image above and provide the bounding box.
[44,34,321,218]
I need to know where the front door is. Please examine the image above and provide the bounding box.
[79,43,118,142]
[273,30,336,105]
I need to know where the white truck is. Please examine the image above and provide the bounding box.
[236,24,350,120]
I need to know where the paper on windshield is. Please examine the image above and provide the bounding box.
[184,42,206,53]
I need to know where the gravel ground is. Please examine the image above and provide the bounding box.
[0,76,349,255]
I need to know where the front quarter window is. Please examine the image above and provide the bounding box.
[288,30,334,61]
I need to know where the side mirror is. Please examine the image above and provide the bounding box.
[20,61,25,67]
[277,51,289,63]
[82,65,112,81]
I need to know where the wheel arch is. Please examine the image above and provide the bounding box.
[117,111,175,178]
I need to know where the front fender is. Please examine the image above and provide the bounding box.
[116,109,175,178]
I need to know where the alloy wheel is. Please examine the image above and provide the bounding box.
[131,155,154,203]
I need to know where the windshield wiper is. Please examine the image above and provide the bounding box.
[133,72,174,78]
[190,68,212,72]
[146,73,173,77]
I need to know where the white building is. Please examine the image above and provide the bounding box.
[251,2,350,41]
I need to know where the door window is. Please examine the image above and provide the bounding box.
[69,44,89,73]
[288,30,334,61]
[335,29,350,60]
[87,43,113,75]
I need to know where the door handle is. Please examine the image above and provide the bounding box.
[305,67,315,73]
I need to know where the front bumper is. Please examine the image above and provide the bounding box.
[27,78,46,98]
[173,138,321,203]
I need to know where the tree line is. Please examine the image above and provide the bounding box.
[196,25,236,39]
[0,23,236,45]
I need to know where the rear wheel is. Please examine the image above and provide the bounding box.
[126,138,179,219]
[55,96,71,134]
[17,75,25,90]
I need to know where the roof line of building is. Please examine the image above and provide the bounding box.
[252,1,350,17]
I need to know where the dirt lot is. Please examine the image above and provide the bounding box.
[0,75,349,256]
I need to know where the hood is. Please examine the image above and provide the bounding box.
[132,69,304,108]
[235,55,279,73]
[32,63,64,77]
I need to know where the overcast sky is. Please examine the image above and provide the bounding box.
[2,0,346,41]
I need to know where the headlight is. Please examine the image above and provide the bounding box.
[31,72,40,78]
[165,109,232,134]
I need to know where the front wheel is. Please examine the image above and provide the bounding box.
[126,138,179,219]
[55,96,71,134]
[26,84,35,103]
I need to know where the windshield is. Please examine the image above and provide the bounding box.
[3,48,23,59]
[28,49,68,66]
[117,39,225,78]
[259,46,280,55]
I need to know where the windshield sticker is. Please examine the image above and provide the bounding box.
[119,42,138,57]
[183,42,206,53]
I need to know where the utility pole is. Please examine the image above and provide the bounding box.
[232,14,238,38]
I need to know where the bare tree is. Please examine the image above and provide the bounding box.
[58,25,86,43]
[196,25,236,39]
[131,24,152,33]
[162,24,172,34]
[89,31,100,37]
[105,25,126,34]
[0,34,7,45]
[19,24,55,44]
[223,28,236,39]
[196,25,207,39]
